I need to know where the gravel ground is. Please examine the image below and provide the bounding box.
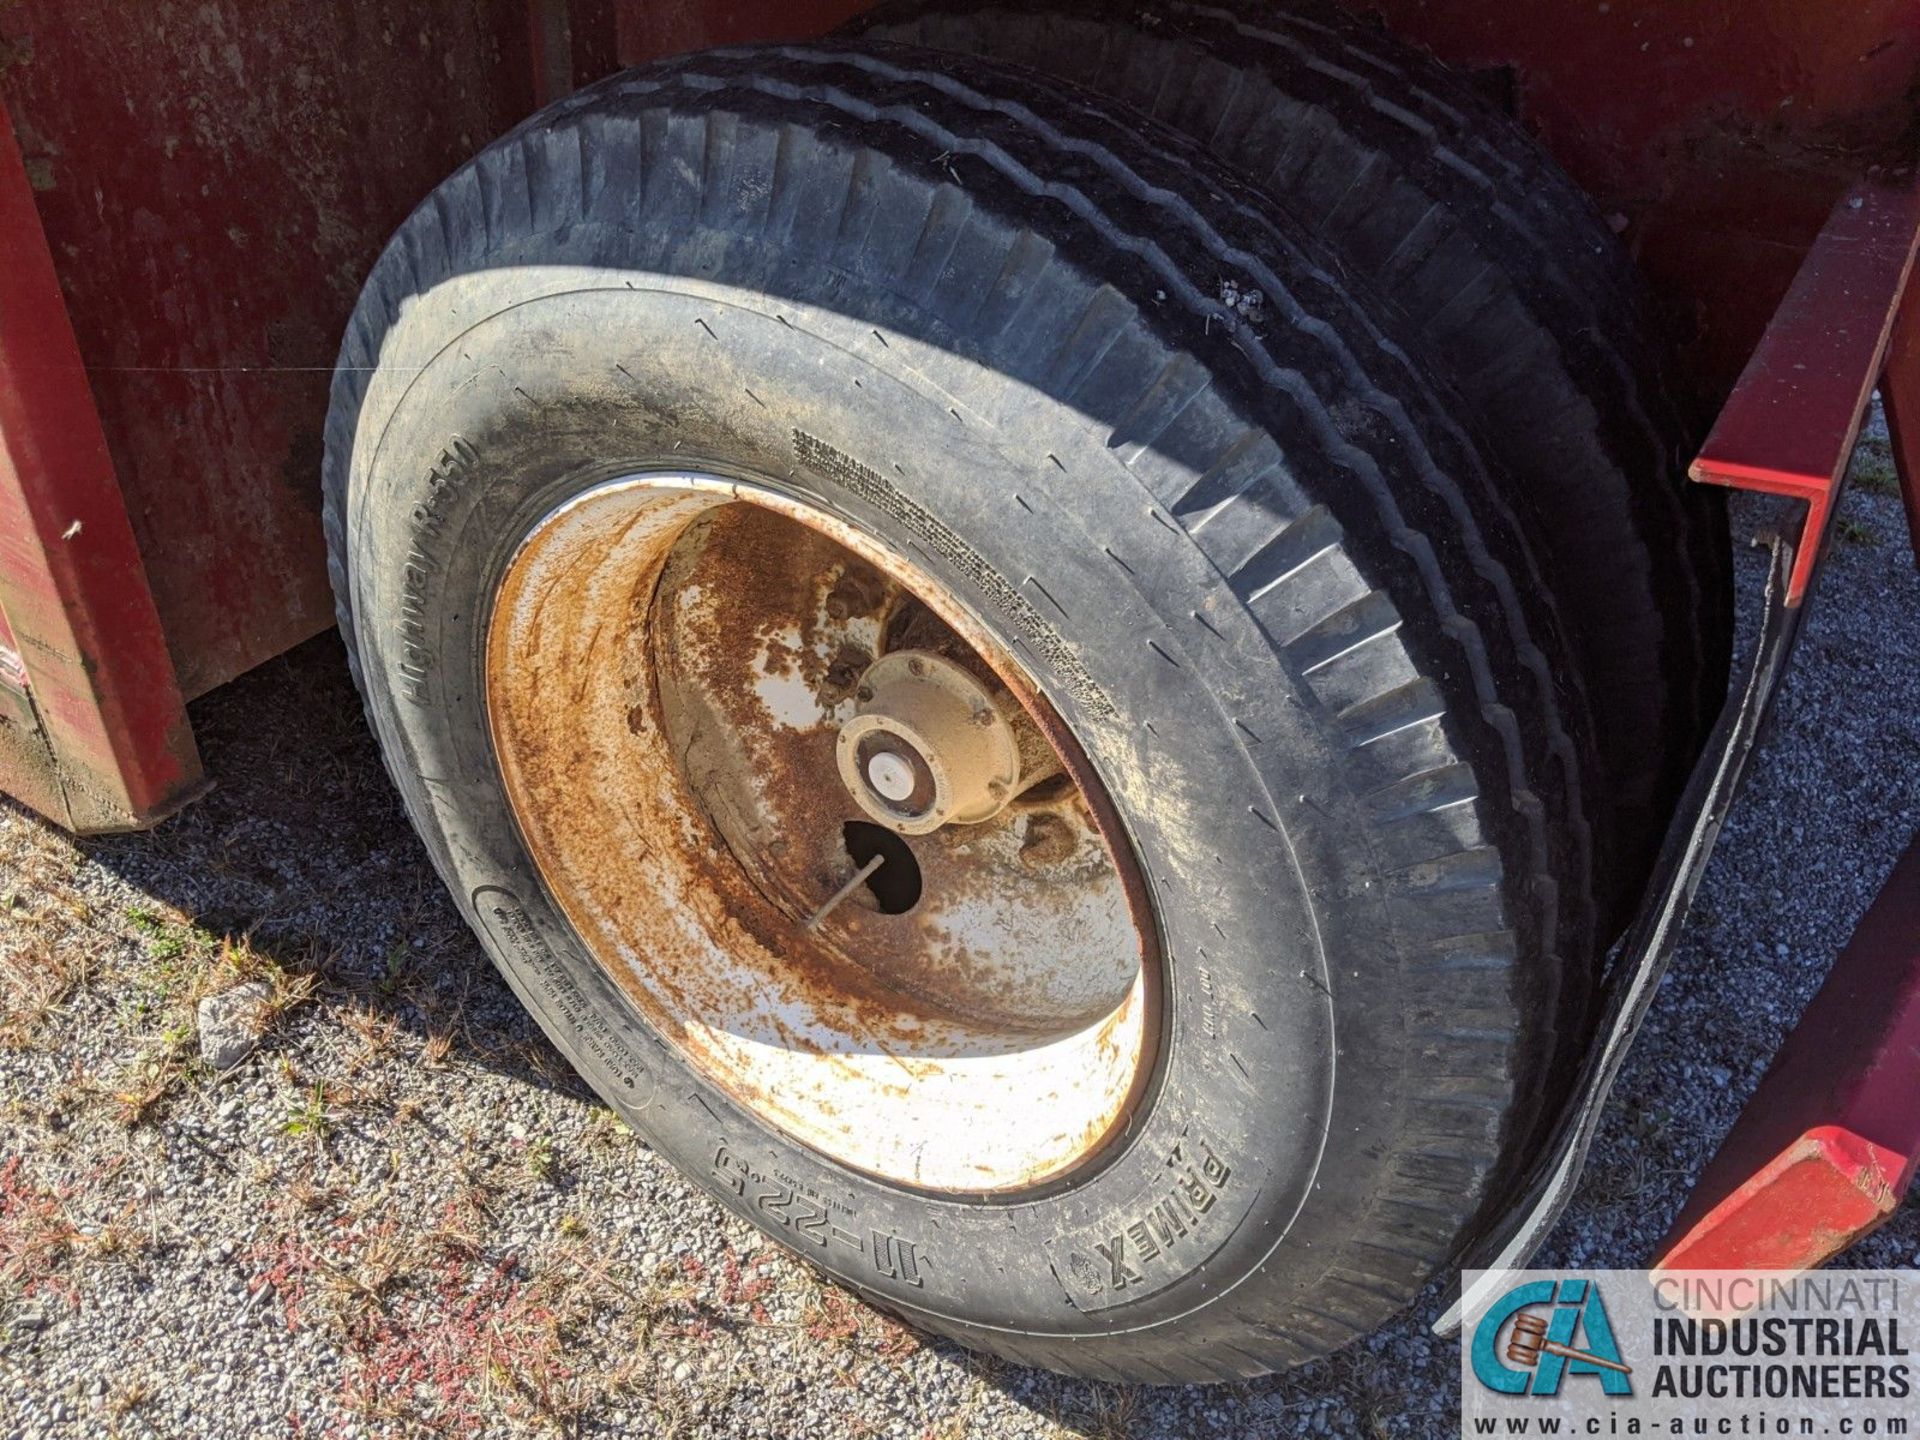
[2,419,1918,1439]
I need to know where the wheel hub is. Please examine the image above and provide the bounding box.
[836,649,1027,834]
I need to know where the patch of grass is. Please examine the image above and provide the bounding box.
[94,927,316,1126]
[1581,1148,1651,1209]
[921,1392,993,1440]
[225,939,322,1039]
[105,943,290,1123]
[105,1377,154,1424]
[86,1216,155,1266]
[376,940,413,997]
[524,1136,559,1185]
[1838,515,1884,547]
[579,1110,630,1153]
[0,834,115,1048]
[716,1244,777,1323]
[283,1079,341,1145]
[338,999,399,1067]
[108,1020,201,1128]
[1855,460,1902,497]
[0,1156,80,1305]
[793,1266,917,1369]
[1069,1387,1143,1440]
[122,906,169,937]
[800,1276,863,1347]
[422,1025,456,1068]
[633,1257,703,1348]
[1852,434,1902,496]
[0,942,86,1046]
[283,1175,343,1215]
[123,905,219,968]
[246,1197,656,1434]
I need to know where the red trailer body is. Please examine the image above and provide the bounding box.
[0,2,544,709]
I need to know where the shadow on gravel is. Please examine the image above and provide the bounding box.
[69,630,593,1109]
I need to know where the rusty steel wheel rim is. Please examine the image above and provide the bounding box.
[484,473,1158,1194]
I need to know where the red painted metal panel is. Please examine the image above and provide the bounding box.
[0,105,200,831]
[1656,837,1920,1272]
[0,2,540,701]
[1690,181,1920,604]
[529,0,622,105]
[613,0,869,66]
[529,0,579,106]
[1360,0,1920,402]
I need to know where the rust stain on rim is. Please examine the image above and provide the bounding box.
[484,472,1158,1194]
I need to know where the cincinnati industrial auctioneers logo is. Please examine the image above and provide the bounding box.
[1472,1278,1635,1397]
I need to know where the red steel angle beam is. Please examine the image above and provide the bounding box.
[1691,181,1920,604]
[0,105,200,830]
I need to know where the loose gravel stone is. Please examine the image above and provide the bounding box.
[195,981,272,1071]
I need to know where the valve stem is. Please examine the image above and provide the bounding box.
[804,854,885,931]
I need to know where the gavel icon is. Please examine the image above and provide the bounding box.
[1506,1312,1634,1376]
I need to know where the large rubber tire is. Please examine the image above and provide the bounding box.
[324,42,1603,1379]
[851,0,1735,922]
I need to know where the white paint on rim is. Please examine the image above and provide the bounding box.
[749,627,825,730]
